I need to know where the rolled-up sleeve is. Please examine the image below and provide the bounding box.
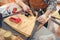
[47,0,57,12]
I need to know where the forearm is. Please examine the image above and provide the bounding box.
[44,10,51,17]
[45,0,57,17]
[15,0,25,7]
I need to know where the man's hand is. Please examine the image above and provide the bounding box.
[22,4,34,16]
[16,0,30,12]
[37,14,48,24]
[16,1,33,16]
[22,4,30,12]
[37,10,51,24]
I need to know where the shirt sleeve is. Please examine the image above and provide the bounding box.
[47,0,57,12]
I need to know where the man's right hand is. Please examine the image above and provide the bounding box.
[22,4,30,12]
[22,4,34,16]
[16,0,33,16]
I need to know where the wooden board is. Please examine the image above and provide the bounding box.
[52,11,60,20]
[3,14,36,37]
[0,28,23,40]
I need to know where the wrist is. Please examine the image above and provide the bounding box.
[45,10,51,17]
[44,13,49,18]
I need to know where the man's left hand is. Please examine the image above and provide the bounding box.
[37,14,48,24]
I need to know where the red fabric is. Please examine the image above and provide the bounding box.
[12,8,17,13]
[9,17,21,23]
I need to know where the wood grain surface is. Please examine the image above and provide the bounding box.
[3,14,36,37]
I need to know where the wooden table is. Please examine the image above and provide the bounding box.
[51,3,60,20]
[52,11,60,20]
[3,14,36,37]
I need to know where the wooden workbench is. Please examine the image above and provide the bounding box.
[52,3,60,20]
[52,11,60,20]
[3,14,36,37]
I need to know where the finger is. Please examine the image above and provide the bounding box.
[39,17,46,23]
[37,16,41,20]
[25,6,30,12]
[27,7,30,11]
[42,19,46,24]
[39,17,43,21]
[37,17,42,22]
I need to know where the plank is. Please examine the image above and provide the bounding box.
[52,11,60,20]
[3,14,36,37]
